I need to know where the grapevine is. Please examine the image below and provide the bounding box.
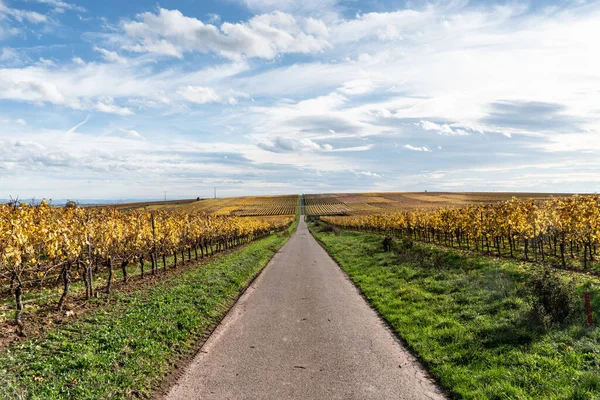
[0,201,292,335]
[323,195,600,272]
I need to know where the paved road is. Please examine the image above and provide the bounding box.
[165,218,445,400]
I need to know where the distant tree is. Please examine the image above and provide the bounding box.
[65,200,77,208]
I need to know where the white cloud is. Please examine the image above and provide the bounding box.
[177,86,221,104]
[239,0,338,14]
[533,130,600,153]
[331,9,423,43]
[256,135,373,154]
[329,145,374,152]
[118,128,143,139]
[0,47,20,63]
[257,137,328,153]
[93,47,127,64]
[94,98,133,116]
[0,117,26,125]
[304,17,329,37]
[354,170,382,178]
[29,0,86,13]
[119,8,331,60]
[229,2,600,151]
[37,57,56,67]
[418,121,470,136]
[0,124,360,199]
[0,54,251,114]
[403,144,432,152]
[3,1,600,196]
[176,85,249,105]
[0,0,47,23]
[206,13,221,24]
[65,114,89,135]
[0,77,66,104]
[338,79,375,95]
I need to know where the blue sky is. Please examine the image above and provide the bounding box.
[1,0,600,200]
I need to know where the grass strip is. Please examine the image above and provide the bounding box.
[310,225,600,399]
[0,223,295,400]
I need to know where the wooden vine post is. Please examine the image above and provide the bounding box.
[0,202,292,335]
[105,256,113,294]
[14,272,24,336]
[151,213,157,275]
[86,232,94,299]
[585,292,593,328]
[57,262,71,311]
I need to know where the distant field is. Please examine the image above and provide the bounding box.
[304,192,570,216]
[106,195,300,216]
[97,198,197,211]
[103,192,571,217]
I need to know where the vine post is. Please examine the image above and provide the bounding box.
[151,213,157,275]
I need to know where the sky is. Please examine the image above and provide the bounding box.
[1,0,600,200]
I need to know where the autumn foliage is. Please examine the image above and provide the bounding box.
[0,201,292,334]
[324,195,600,270]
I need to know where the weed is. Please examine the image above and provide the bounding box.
[529,268,576,328]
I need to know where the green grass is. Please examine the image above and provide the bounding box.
[0,237,288,325]
[310,224,600,399]
[0,252,188,321]
[0,223,295,400]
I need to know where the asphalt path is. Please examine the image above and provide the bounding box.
[164,218,445,399]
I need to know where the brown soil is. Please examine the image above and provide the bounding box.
[0,246,248,351]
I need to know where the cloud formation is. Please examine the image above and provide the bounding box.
[120,9,331,60]
[0,0,47,23]
[240,0,339,14]
[30,0,86,13]
[1,0,600,198]
[257,137,332,153]
[403,144,431,152]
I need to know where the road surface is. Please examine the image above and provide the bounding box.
[164,218,445,399]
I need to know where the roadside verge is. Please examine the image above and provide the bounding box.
[309,222,600,399]
[0,222,296,400]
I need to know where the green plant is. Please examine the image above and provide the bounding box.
[382,236,393,252]
[311,226,600,399]
[397,237,414,252]
[317,224,337,234]
[529,268,576,328]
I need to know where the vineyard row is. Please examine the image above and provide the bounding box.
[323,195,600,273]
[0,201,293,334]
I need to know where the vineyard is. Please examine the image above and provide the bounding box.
[133,195,300,217]
[304,195,350,216]
[2,192,599,398]
[323,195,600,272]
[212,196,299,216]
[0,201,293,336]
[109,192,564,218]
[303,192,561,216]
